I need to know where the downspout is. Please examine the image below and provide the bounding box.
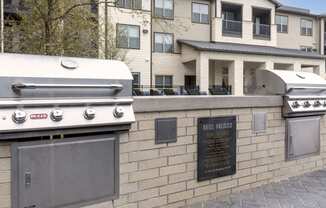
[150,3,153,88]
[104,0,108,59]
[0,0,3,53]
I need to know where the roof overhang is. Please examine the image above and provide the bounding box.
[269,0,282,7]
[178,40,326,60]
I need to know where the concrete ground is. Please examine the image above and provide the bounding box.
[189,170,326,208]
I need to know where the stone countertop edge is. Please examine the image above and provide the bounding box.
[133,96,283,113]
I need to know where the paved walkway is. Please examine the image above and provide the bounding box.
[190,170,326,208]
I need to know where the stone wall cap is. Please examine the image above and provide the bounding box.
[134,96,283,113]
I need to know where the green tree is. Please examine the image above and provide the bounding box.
[4,0,124,59]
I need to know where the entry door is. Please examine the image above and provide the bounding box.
[185,76,196,88]
[287,117,320,160]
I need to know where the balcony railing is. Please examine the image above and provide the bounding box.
[132,85,232,96]
[253,23,271,39]
[222,19,242,36]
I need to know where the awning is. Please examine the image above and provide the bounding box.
[178,40,326,60]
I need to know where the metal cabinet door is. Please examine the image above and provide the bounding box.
[12,135,119,208]
[287,117,320,160]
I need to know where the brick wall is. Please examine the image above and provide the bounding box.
[1,106,326,208]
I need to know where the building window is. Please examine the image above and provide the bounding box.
[132,72,141,88]
[154,33,173,53]
[4,0,12,5]
[155,75,173,88]
[192,3,209,24]
[117,0,142,10]
[116,24,140,49]
[301,19,313,36]
[90,0,98,14]
[154,0,173,19]
[300,46,316,53]
[276,15,288,33]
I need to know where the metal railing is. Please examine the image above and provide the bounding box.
[222,19,242,36]
[209,85,232,95]
[253,23,271,39]
[132,85,232,96]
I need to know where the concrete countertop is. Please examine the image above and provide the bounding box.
[133,96,283,113]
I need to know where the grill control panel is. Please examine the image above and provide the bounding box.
[286,97,326,115]
[0,105,135,132]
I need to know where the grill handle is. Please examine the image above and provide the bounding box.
[12,83,123,93]
[287,87,326,93]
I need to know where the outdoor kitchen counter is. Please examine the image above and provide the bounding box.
[134,95,283,112]
[2,95,326,208]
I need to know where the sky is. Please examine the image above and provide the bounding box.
[280,0,326,14]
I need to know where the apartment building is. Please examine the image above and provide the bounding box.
[99,0,326,96]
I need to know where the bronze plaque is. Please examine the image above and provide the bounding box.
[197,116,236,181]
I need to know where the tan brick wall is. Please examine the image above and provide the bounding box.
[1,107,326,208]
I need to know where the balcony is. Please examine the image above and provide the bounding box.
[252,7,271,40]
[221,3,242,37]
[222,19,242,36]
[253,23,271,39]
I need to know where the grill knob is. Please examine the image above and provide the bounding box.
[12,110,27,124]
[84,108,96,120]
[303,101,311,108]
[314,101,321,107]
[113,106,124,118]
[51,109,63,122]
[291,101,300,108]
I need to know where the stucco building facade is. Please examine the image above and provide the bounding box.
[99,0,326,96]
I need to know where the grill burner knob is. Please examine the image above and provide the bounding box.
[12,110,27,124]
[84,108,96,120]
[314,101,322,107]
[51,109,63,122]
[291,101,300,108]
[113,106,124,118]
[303,101,311,108]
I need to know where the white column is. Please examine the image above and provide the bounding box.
[215,0,221,17]
[263,61,273,70]
[314,64,326,78]
[196,53,209,94]
[229,60,244,96]
[292,62,301,72]
[321,18,325,55]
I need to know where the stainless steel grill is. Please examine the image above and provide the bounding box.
[254,69,326,117]
[0,53,135,137]
[0,53,135,208]
[253,69,325,160]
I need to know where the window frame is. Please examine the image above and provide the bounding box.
[300,18,313,36]
[116,24,141,50]
[276,15,288,33]
[154,0,174,20]
[191,2,210,24]
[153,32,174,53]
[132,72,141,88]
[117,0,142,10]
[155,75,174,89]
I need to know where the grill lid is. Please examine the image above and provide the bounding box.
[0,53,133,98]
[0,53,132,80]
[255,69,326,95]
